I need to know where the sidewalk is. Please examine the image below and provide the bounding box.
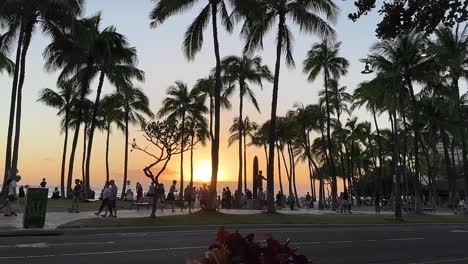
[0,209,191,230]
[0,207,454,231]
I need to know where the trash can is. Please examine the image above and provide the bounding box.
[23,188,48,228]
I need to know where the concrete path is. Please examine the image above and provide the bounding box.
[0,207,454,230]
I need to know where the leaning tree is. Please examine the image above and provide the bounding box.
[132,118,189,218]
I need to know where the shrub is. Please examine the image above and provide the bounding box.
[187,227,312,264]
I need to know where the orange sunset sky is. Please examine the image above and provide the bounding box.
[0,0,387,194]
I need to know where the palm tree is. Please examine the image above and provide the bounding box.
[37,81,77,197]
[100,95,125,182]
[158,82,207,198]
[193,75,232,140]
[83,19,144,193]
[235,0,337,212]
[186,115,209,185]
[369,33,432,213]
[0,31,14,193]
[353,78,388,198]
[303,40,349,208]
[430,25,468,207]
[113,85,154,198]
[44,16,102,197]
[150,0,233,209]
[221,54,271,194]
[0,0,83,190]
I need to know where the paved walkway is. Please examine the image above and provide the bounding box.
[0,207,453,230]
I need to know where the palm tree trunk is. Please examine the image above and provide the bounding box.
[373,109,383,196]
[121,114,129,199]
[105,124,110,183]
[2,25,23,194]
[67,126,80,197]
[276,145,284,195]
[82,122,87,185]
[441,129,454,207]
[190,135,194,185]
[66,59,94,197]
[405,75,422,212]
[266,14,286,213]
[85,71,106,194]
[243,131,247,193]
[392,108,402,219]
[237,94,243,194]
[323,71,337,209]
[289,146,300,207]
[319,177,324,210]
[264,145,268,169]
[11,26,33,178]
[280,147,292,196]
[60,113,70,198]
[209,96,214,140]
[180,112,185,200]
[209,1,222,210]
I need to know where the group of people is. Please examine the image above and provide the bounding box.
[94,180,119,217]
[336,190,352,214]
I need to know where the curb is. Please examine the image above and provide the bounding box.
[0,229,64,237]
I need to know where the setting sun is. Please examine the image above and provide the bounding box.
[193,160,212,183]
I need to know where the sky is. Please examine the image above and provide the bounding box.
[0,0,386,194]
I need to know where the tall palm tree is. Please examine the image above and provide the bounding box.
[150,0,233,209]
[0,0,83,190]
[369,33,432,212]
[82,18,144,193]
[430,25,468,207]
[44,15,102,197]
[37,81,77,197]
[114,85,154,198]
[221,54,271,194]
[0,31,14,194]
[100,94,125,183]
[235,0,337,212]
[158,81,207,198]
[185,114,209,185]
[353,79,385,197]
[303,40,349,208]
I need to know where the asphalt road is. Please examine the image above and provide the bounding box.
[1,224,468,264]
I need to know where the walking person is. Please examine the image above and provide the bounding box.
[71,179,82,213]
[95,181,112,217]
[343,190,351,214]
[108,180,118,217]
[4,176,20,216]
[226,187,232,209]
[375,193,381,214]
[164,180,177,212]
[305,192,311,209]
[287,193,295,211]
[40,178,47,188]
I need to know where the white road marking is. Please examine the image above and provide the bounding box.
[0,241,114,249]
[408,257,468,264]
[386,238,424,241]
[0,238,427,259]
[451,230,468,233]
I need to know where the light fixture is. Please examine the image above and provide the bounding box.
[361,62,374,74]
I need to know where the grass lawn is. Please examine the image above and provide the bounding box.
[59,211,468,229]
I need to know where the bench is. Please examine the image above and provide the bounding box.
[131,197,152,210]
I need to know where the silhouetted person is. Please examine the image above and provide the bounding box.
[375,193,381,214]
[40,178,47,188]
[51,187,60,199]
[71,179,82,213]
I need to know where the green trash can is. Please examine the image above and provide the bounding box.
[23,188,48,228]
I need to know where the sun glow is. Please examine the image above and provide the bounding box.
[194,160,214,183]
